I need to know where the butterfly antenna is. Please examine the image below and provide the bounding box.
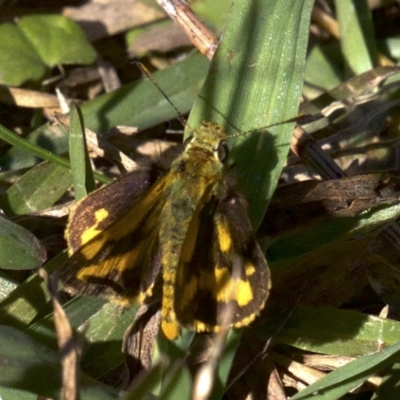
[134,61,187,128]
[228,116,300,140]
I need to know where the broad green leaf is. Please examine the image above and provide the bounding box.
[81,53,209,133]
[0,217,46,270]
[0,252,65,329]
[25,296,107,350]
[276,306,400,357]
[0,326,61,396]
[0,14,96,85]
[1,161,72,216]
[18,14,97,67]
[80,304,137,378]
[24,295,134,380]
[0,325,118,399]
[0,23,47,85]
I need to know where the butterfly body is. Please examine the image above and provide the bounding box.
[61,121,270,340]
[159,123,227,338]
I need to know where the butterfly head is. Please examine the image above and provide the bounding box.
[184,121,230,163]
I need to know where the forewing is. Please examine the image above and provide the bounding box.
[67,165,165,251]
[60,173,170,304]
[174,189,270,331]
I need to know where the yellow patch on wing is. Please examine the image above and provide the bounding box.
[191,315,258,333]
[216,220,232,252]
[76,245,142,280]
[78,208,109,248]
[245,263,256,276]
[212,266,254,306]
[179,266,255,308]
[231,313,260,328]
[193,321,218,333]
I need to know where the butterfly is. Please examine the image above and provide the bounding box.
[60,121,270,340]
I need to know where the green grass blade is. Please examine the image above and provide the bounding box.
[0,123,109,184]
[188,0,314,226]
[291,339,400,400]
[336,0,377,74]
[69,103,96,200]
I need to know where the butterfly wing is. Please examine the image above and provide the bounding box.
[174,186,270,331]
[67,165,165,252]
[61,169,170,305]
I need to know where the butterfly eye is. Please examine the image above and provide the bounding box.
[216,142,229,162]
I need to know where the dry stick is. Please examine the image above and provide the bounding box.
[291,125,347,180]
[156,0,218,60]
[191,261,241,400]
[0,84,62,108]
[191,329,231,400]
[39,268,81,400]
[311,3,340,39]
